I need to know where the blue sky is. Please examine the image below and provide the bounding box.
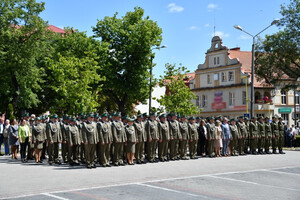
[39,0,289,78]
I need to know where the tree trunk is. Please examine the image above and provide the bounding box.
[10,70,20,113]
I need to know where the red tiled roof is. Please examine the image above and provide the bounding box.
[228,48,272,88]
[48,25,65,34]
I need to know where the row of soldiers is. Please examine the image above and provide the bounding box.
[25,112,285,169]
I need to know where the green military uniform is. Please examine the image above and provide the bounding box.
[206,119,216,157]
[264,118,272,154]
[257,117,266,154]
[97,117,113,167]
[179,118,189,159]
[244,119,250,153]
[32,122,46,149]
[134,116,146,164]
[125,124,136,153]
[27,119,35,160]
[236,117,247,155]
[271,117,279,154]
[82,119,99,168]
[46,116,62,164]
[188,118,198,159]
[112,119,127,166]
[146,116,159,162]
[278,118,285,154]
[67,121,82,165]
[158,116,170,161]
[77,119,85,163]
[61,119,69,163]
[229,121,240,156]
[249,118,259,154]
[169,117,182,160]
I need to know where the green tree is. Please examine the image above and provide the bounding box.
[0,0,49,116]
[157,63,200,115]
[92,7,163,115]
[255,0,300,89]
[43,28,107,115]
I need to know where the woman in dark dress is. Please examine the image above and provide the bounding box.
[198,120,207,157]
[9,119,19,159]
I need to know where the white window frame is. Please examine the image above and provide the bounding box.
[228,71,234,81]
[202,95,207,108]
[281,90,287,105]
[207,74,212,84]
[221,72,227,82]
[281,113,289,122]
[229,92,235,106]
[242,91,246,105]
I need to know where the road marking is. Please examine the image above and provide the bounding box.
[265,169,300,176]
[2,165,300,199]
[138,183,200,197]
[41,193,69,200]
[207,175,300,192]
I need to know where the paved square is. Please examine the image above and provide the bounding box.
[1,151,299,200]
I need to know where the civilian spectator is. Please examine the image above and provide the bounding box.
[0,118,4,155]
[221,118,231,156]
[3,119,11,155]
[9,119,19,159]
[198,120,207,157]
[214,120,223,157]
[18,119,31,163]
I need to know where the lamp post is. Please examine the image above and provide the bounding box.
[149,45,167,115]
[234,19,279,119]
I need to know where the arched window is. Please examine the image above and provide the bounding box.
[255,91,261,103]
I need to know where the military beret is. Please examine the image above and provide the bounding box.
[115,112,121,117]
[36,117,41,121]
[137,114,143,118]
[188,116,195,120]
[30,118,35,121]
[181,115,187,118]
[78,112,84,116]
[24,113,30,117]
[238,116,244,119]
[94,114,99,118]
[252,116,257,119]
[51,114,58,119]
[82,115,87,120]
[230,119,236,122]
[159,114,166,118]
[196,116,201,120]
[101,113,108,118]
[257,116,263,120]
[273,115,279,119]
[278,116,283,120]
[265,116,270,119]
[70,117,77,122]
[87,113,94,118]
[208,117,215,120]
[244,117,249,120]
[128,118,135,122]
[149,112,156,116]
[170,113,177,117]
[177,115,181,118]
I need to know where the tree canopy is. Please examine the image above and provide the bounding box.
[255,0,300,89]
[157,63,200,115]
[92,7,163,115]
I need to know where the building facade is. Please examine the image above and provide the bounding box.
[190,36,299,126]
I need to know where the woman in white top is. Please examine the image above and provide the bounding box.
[214,120,223,157]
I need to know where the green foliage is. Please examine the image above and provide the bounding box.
[92,7,163,115]
[0,0,49,115]
[43,29,106,115]
[255,0,300,89]
[157,63,200,115]
[7,104,15,121]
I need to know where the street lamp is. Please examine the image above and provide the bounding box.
[149,45,167,115]
[234,19,279,119]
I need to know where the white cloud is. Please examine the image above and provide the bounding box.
[167,3,184,13]
[189,26,200,30]
[238,34,251,40]
[205,24,210,27]
[212,31,230,38]
[207,3,218,12]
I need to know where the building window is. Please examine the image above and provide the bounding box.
[202,95,207,108]
[229,92,235,106]
[242,91,247,105]
[196,96,200,107]
[295,91,300,105]
[214,73,219,81]
[257,113,265,118]
[214,57,216,65]
[217,57,220,64]
[281,113,289,123]
[228,71,234,81]
[221,72,227,82]
[207,74,212,84]
[281,90,287,105]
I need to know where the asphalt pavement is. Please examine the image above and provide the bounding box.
[0,151,299,200]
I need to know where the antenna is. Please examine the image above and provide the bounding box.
[213,0,216,36]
